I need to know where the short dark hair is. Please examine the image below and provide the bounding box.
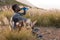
[12,4,20,12]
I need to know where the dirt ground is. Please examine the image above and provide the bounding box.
[36,27,60,40]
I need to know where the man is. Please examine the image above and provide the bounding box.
[10,4,37,31]
[11,4,28,30]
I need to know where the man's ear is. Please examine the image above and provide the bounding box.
[15,8,20,12]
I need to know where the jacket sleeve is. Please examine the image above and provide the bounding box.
[22,9,26,15]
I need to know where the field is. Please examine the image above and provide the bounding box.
[0,8,60,40]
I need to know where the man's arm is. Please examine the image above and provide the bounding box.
[22,7,27,15]
[23,9,26,15]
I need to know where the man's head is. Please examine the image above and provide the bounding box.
[12,4,21,12]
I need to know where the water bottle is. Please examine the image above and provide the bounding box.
[21,7,29,11]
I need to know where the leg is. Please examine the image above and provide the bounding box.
[16,21,23,31]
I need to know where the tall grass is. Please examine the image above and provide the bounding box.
[0,10,37,40]
[0,27,37,40]
[0,8,60,27]
[0,8,60,40]
[25,9,60,27]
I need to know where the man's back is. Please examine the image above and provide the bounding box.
[12,12,27,23]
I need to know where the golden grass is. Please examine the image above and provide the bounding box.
[0,27,37,40]
[0,8,60,27]
[0,8,60,40]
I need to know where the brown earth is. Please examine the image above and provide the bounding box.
[36,27,60,40]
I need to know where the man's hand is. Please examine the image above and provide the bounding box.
[22,7,29,11]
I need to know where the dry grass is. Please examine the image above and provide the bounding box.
[0,10,37,40]
[25,8,60,27]
[0,8,60,40]
[0,26,37,40]
[0,8,60,27]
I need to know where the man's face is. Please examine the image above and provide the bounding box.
[16,6,21,12]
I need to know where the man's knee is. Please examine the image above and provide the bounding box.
[26,19,31,24]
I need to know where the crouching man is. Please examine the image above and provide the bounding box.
[10,4,28,31]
